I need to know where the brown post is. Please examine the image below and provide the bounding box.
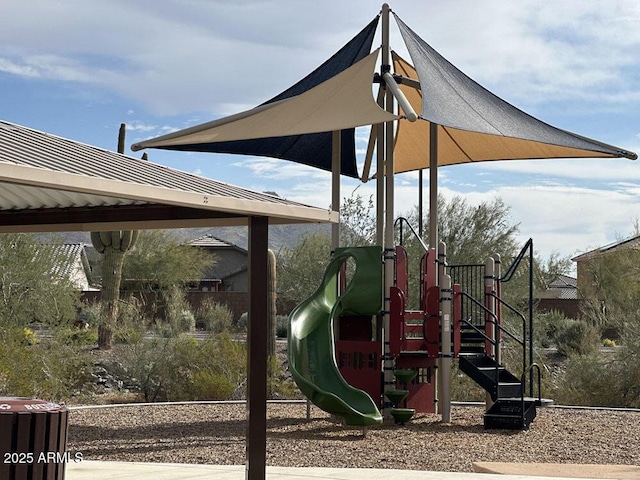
[246,216,269,480]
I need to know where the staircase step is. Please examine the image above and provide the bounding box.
[484,399,537,430]
[459,346,485,354]
[461,331,486,343]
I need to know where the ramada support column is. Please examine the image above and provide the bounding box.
[246,215,269,480]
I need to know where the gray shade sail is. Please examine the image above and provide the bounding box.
[392,13,636,172]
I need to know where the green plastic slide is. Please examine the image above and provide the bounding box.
[287,246,383,427]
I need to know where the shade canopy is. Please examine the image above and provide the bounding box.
[133,10,636,179]
[132,18,390,179]
[391,15,636,174]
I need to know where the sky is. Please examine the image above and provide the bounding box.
[1,1,639,269]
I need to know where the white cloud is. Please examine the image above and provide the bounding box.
[1,1,638,116]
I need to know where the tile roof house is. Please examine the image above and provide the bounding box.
[53,243,97,292]
[536,273,579,318]
[572,234,640,297]
[186,235,248,292]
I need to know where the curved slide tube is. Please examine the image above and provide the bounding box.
[288,246,383,427]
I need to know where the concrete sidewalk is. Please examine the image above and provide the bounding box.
[65,461,640,480]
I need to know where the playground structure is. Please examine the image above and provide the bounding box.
[129,4,636,475]
[288,228,542,430]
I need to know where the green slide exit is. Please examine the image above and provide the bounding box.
[287,246,383,427]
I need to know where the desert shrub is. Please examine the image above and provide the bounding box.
[554,318,599,357]
[120,330,247,402]
[191,370,236,400]
[194,331,247,400]
[114,296,147,344]
[53,326,99,346]
[197,299,233,333]
[275,315,288,338]
[161,286,195,335]
[37,340,94,400]
[0,327,94,401]
[535,310,568,348]
[235,312,248,334]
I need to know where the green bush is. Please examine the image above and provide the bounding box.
[119,330,247,402]
[534,310,568,348]
[114,296,147,344]
[275,315,288,338]
[53,326,99,346]
[164,286,195,334]
[235,312,248,334]
[554,318,599,357]
[196,299,233,333]
[0,328,94,401]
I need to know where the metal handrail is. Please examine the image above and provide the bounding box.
[499,238,534,395]
[488,292,527,379]
[519,363,542,426]
[394,217,429,253]
[459,291,529,402]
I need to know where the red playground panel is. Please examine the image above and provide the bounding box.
[336,340,381,406]
[395,356,436,413]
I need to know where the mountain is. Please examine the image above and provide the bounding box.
[42,223,330,252]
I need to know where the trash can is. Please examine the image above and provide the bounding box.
[0,397,68,480]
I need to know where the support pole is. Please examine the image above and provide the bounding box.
[418,170,424,238]
[440,263,452,423]
[331,130,341,250]
[246,216,269,480]
[381,2,396,418]
[484,256,496,412]
[376,116,385,247]
[429,122,438,253]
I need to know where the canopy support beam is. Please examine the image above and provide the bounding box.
[382,2,395,418]
[246,215,269,480]
[332,130,341,249]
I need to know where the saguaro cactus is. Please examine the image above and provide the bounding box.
[267,248,277,359]
[91,123,139,349]
[91,230,138,349]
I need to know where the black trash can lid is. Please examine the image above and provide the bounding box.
[0,397,66,413]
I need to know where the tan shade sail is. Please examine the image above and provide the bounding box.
[133,50,398,150]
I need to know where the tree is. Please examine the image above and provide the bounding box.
[405,195,520,265]
[339,193,377,247]
[0,233,79,328]
[121,230,214,292]
[579,246,640,340]
[277,232,332,308]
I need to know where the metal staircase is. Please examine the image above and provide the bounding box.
[458,323,537,429]
[451,238,544,430]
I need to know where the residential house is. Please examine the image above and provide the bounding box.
[186,235,248,292]
[572,234,640,298]
[53,243,97,292]
[536,273,579,319]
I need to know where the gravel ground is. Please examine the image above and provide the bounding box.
[66,403,640,472]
